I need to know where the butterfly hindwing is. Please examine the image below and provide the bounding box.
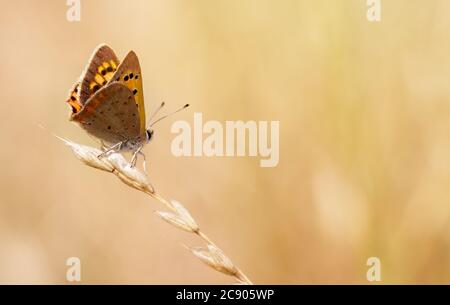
[66,82,82,115]
[109,51,146,136]
[79,44,120,105]
[71,82,142,146]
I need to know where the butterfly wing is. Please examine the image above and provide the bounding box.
[79,44,120,105]
[71,82,141,146]
[66,44,120,115]
[109,51,146,136]
[66,82,82,114]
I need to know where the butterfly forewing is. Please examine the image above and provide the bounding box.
[79,44,120,105]
[109,51,146,136]
[71,82,142,146]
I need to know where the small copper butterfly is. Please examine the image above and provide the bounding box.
[66,44,188,167]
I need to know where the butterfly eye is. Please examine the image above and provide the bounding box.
[146,129,154,142]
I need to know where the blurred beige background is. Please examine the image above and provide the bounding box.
[0,0,450,284]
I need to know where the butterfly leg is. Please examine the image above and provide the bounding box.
[130,146,143,168]
[138,151,147,172]
[97,141,123,159]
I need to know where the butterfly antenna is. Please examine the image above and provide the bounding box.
[150,104,190,127]
[148,102,166,125]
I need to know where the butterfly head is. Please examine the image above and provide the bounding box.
[145,129,154,143]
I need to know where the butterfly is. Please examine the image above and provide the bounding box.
[66,44,188,168]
